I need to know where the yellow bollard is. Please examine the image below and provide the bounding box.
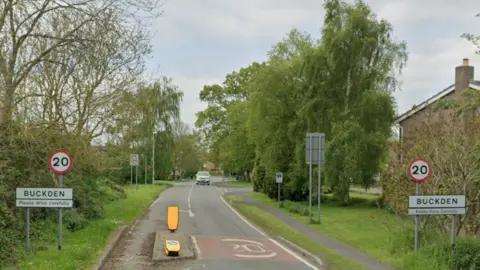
[165,240,180,256]
[167,205,179,233]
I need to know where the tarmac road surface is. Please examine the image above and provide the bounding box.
[157,176,319,270]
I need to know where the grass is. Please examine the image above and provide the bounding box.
[223,195,367,270]
[249,191,411,267]
[221,180,253,188]
[15,184,170,270]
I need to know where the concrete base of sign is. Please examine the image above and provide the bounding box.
[152,231,196,262]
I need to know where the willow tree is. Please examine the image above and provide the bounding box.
[302,0,407,204]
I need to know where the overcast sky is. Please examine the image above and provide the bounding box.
[144,0,480,127]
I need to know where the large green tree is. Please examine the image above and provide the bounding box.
[196,0,407,203]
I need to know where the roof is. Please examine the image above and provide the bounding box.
[393,81,480,124]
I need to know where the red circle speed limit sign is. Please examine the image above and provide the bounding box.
[407,158,432,183]
[48,150,73,175]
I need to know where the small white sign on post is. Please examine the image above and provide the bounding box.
[275,172,283,184]
[130,154,139,166]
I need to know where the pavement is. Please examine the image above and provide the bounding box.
[100,177,318,270]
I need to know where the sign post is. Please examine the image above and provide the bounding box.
[406,158,432,254]
[275,172,283,202]
[17,187,73,253]
[130,154,139,189]
[48,150,73,251]
[306,133,325,224]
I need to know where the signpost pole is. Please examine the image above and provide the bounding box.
[414,182,419,254]
[317,135,322,224]
[152,132,156,185]
[145,154,147,185]
[451,216,456,247]
[308,135,313,224]
[58,174,63,251]
[26,208,30,253]
[130,165,133,189]
[136,164,138,190]
[278,183,280,202]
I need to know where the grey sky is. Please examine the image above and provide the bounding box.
[144,0,480,126]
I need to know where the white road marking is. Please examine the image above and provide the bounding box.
[149,194,163,208]
[221,238,277,258]
[188,183,195,217]
[219,195,322,270]
[128,219,140,234]
[191,236,202,259]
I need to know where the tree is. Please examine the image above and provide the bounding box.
[196,0,407,203]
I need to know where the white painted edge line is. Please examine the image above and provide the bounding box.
[219,195,320,270]
[188,183,195,217]
[190,235,202,259]
[129,219,140,234]
[150,194,163,208]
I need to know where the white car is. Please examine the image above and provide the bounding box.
[196,171,210,185]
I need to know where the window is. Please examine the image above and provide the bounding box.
[197,171,210,177]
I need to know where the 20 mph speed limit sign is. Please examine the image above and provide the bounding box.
[407,158,432,183]
[48,150,73,175]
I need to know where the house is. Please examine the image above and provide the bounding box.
[393,58,480,138]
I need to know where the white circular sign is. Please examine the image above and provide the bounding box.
[407,158,431,183]
[48,150,72,175]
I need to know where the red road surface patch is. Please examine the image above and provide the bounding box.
[195,236,298,262]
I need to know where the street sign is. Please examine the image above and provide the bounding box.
[130,154,139,166]
[407,158,431,183]
[306,132,325,224]
[305,133,325,164]
[16,188,73,208]
[408,208,466,216]
[408,195,466,208]
[48,150,73,175]
[275,172,283,184]
[408,195,466,215]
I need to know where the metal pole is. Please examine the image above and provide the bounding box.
[152,133,155,185]
[58,175,63,251]
[414,182,419,253]
[145,154,147,185]
[309,135,313,224]
[26,208,30,253]
[136,165,138,190]
[317,135,322,223]
[130,165,133,188]
[278,183,280,202]
[451,216,456,247]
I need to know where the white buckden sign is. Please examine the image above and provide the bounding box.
[16,188,73,208]
[408,195,466,216]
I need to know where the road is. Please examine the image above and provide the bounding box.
[151,176,318,270]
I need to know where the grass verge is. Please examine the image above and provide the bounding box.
[249,191,409,267]
[16,184,170,270]
[223,195,367,270]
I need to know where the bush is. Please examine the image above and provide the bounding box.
[64,209,89,232]
[446,238,480,269]
[389,225,480,270]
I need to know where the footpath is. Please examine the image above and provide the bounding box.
[232,192,393,270]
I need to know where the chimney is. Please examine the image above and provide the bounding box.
[455,58,474,92]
